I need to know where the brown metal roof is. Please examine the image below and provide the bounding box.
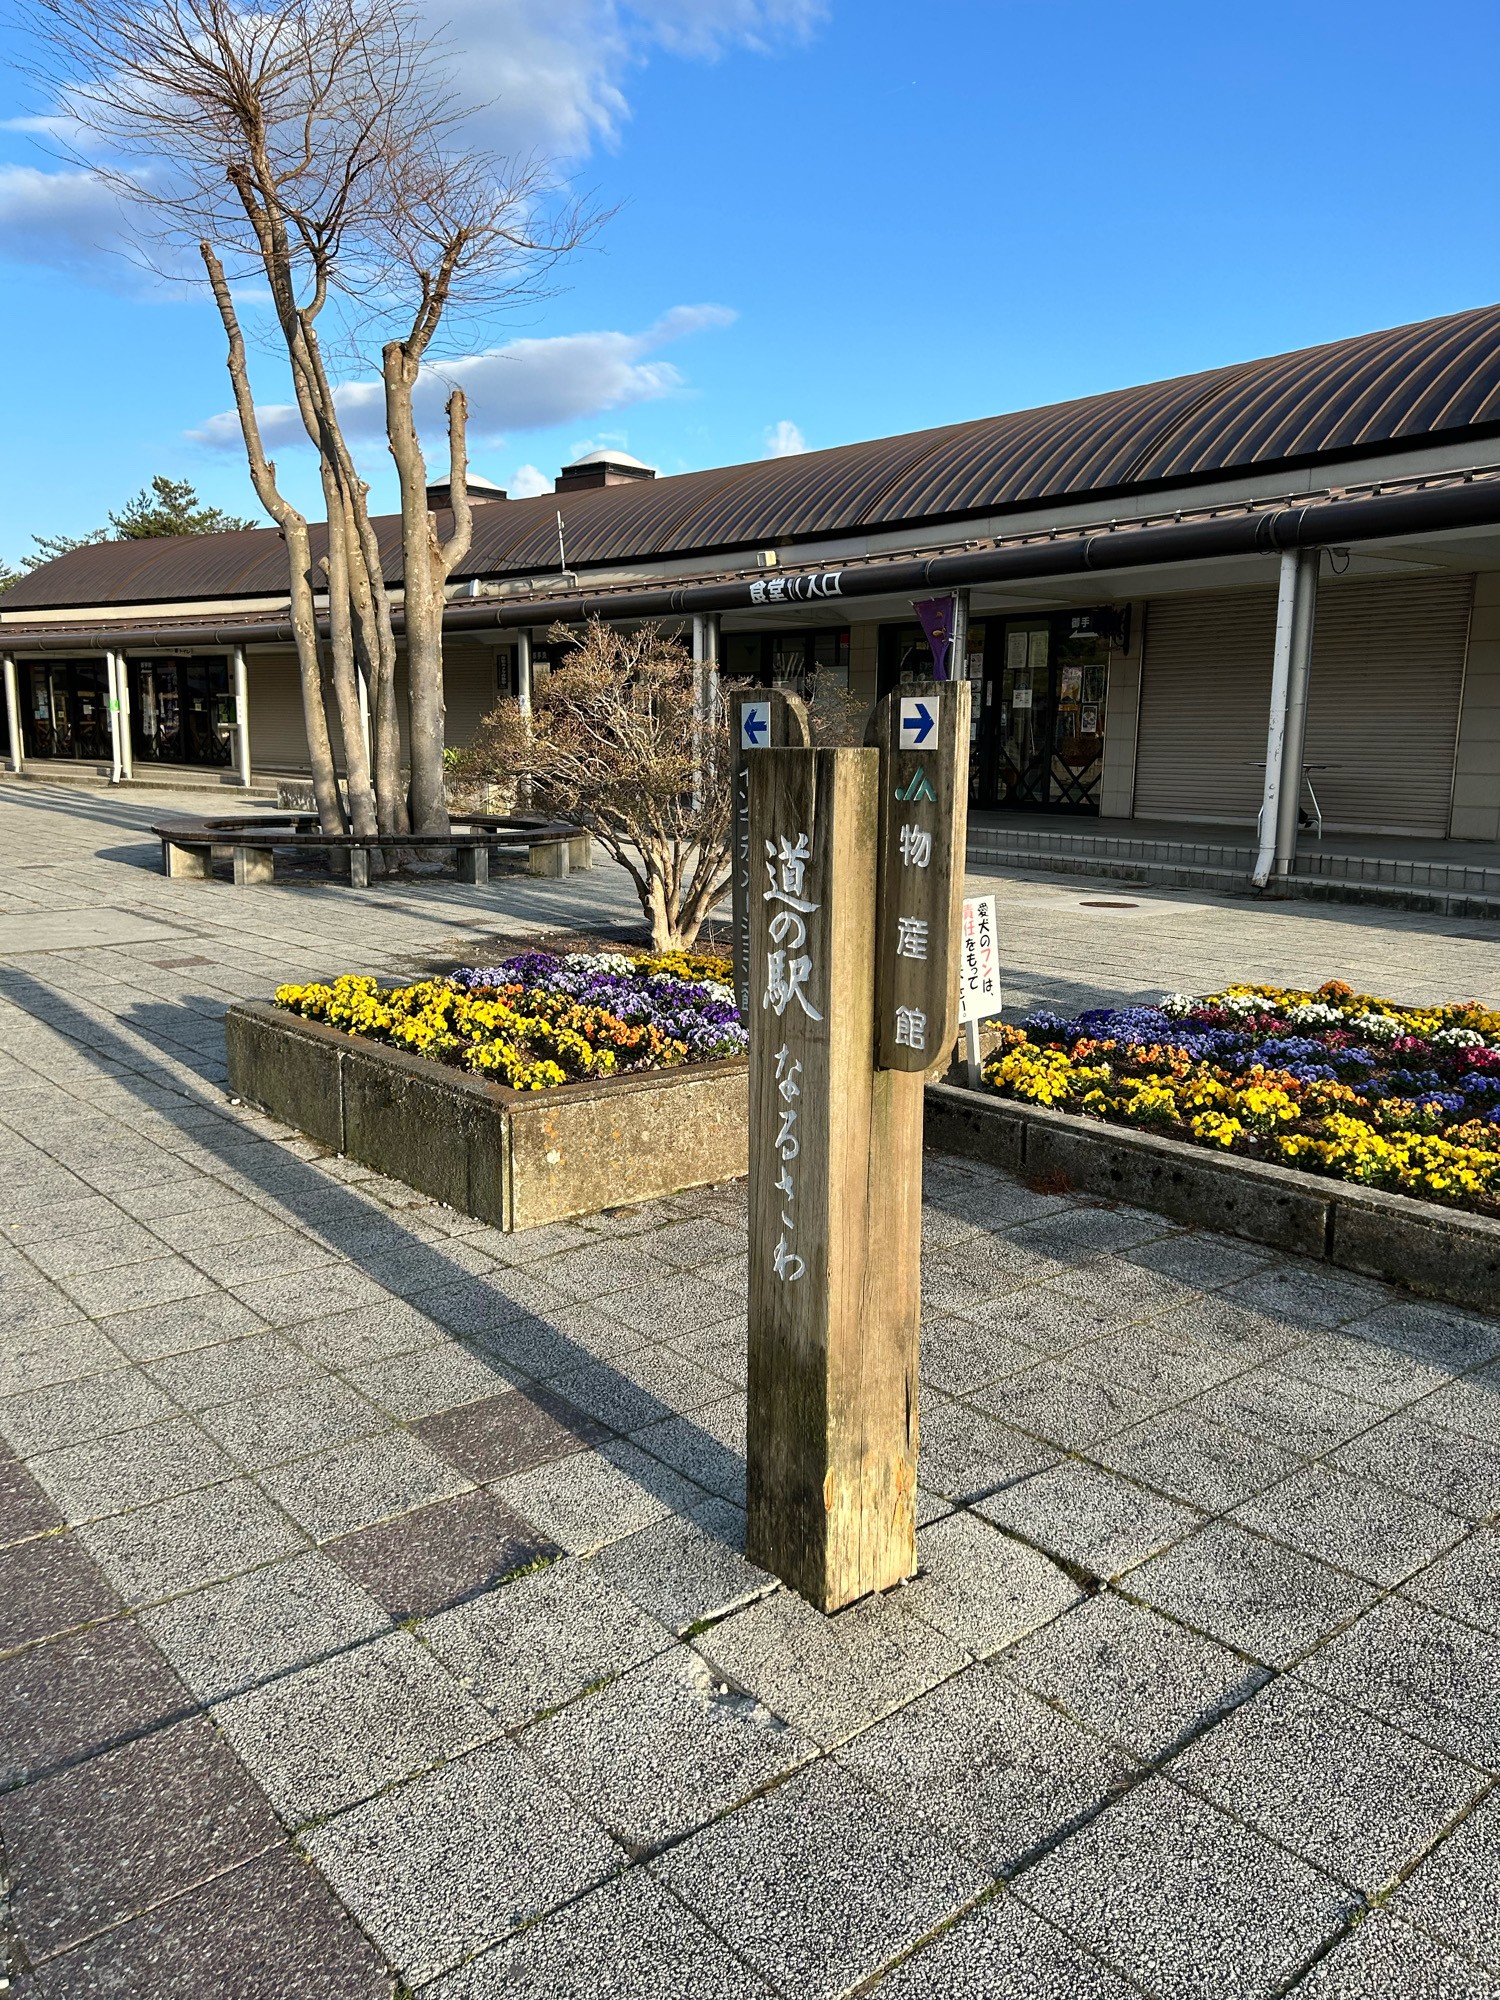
[11,302,1500,614]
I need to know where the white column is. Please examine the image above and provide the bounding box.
[1273,551,1320,878]
[2,654,21,774]
[106,652,124,784]
[232,646,252,787]
[691,614,720,812]
[1251,551,1300,887]
[949,589,969,684]
[515,629,533,717]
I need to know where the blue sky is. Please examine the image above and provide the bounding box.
[2,0,1498,565]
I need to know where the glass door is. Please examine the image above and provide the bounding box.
[997,622,1052,806]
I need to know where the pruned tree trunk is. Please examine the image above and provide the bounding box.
[202,242,345,835]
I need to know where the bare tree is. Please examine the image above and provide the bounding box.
[456,620,734,952]
[26,0,589,837]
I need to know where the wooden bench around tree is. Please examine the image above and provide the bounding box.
[151,813,592,888]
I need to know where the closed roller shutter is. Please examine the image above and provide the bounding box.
[1134,576,1472,834]
[1134,590,1277,823]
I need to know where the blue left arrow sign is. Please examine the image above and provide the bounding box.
[740,701,770,748]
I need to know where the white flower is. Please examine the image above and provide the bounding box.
[1351,1011,1402,1041]
[1288,1003,1343,1026]
[1432,1026,1486,1049]
[1158,993,1195,1016]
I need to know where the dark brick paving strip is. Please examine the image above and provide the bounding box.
[4,789,1500,1995]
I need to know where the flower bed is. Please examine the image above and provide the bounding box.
[274,950,744,1092]
[982,981,1500,1217]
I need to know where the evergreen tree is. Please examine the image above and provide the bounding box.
[109,475,255,539]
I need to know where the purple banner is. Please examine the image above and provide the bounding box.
[913,595,955,680]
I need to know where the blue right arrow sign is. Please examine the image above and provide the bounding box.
[899,697,936,748]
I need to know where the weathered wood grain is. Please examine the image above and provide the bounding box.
[729,686,810,1018]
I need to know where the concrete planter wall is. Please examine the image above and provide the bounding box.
[924,1082,1500,1317]
[226,1001,747,1231]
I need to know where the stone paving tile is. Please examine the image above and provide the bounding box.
[0,1365,177,1458]
[97,1290,270,1363]
[1341,1298,1500,1374]
[0,1531,122,1650]
[77,1477,310,1604]
[1146,1295,1308,1366]
[145,1329,320,1409]
[1122,1231,1275,1291]
[0,1714,281,1966]
[1170,1676,1485,1895]
[495,1439,699,1553]
[972,1359,1156,1452]
[231,1265,397,1329]
[305,1739,621,1985]
[999,1589,1265,1760]
[917,1392,1059,1502]
[0,1450,61,1546]
[1413,1367,1500,1445]
[1385,1790,1500,1972]
[1130,1520,1377,1667]
[21,1220,175,1278]
[58,1253,221,1318]
[1192,1365,1383,1458]
[0,1617,195,1787]
[586,1505,776,1635]
[213,1629,497,1825]
[1330,1410,1500,1522]
[1224,1264,1389,1332]
[977,1458,1203,1581]
[0,1316,114,1399]
[284,1298,451,1370]
[1092,1404,1308,1513]
[328,1489,558,1620]
[200,1372,392,1470]
[629,1392,746,1503]
[1403,1528,1500,1633]
[414,1385,609,1482]
[538,1240,676,1302]
[874,1888,1142,1998]
[340,1341,515,1420]
[1014,1204,1169,1260]
[919,1313,1039,1397]
[421,1557,673,1727]
[1296,1597,1500,1770]
[1232,1460,1468,1588]
[140,1550,392,1702]
[655,1757,990,2000]
[427,1868,777,1999]
[900,1509,1082,1655]
[1015,1775,1357,2000]
[1069,1320,1238,1407]
[604,1272,744,1339]
[970,1282,1110,1353]
[694,1583,968,1749]
[840,1661,1138,1876]
[256,1426,469,1540]
[25,1415,238,1524]
[1290,1910,1500,1998]
[521,1646,816,1851]
[550,1343,730,1434]
[1269,1329,1454,1410]
[22,1845,398,2000]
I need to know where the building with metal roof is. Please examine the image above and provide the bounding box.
[5,302,1500,897]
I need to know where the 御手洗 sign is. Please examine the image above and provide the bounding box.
[867,679,972,1072]
[728,686,809,1019]
[958,893,1001,1025]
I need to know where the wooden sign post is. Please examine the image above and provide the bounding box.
[728,686,810,1020]
[745,680,969,1614]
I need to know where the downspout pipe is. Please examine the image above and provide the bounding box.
[1273,550,1320,878]
[2,654,21,774]
[1253,556,1298,886]
[13,470,1500,655]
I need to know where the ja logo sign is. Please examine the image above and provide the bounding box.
[899,696,937,748]
[739,701,771,750]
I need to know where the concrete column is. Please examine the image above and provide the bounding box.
[1273,550,1320,877]
[516,629,533,717]
[948,590,969,685]
[232,647,252,787]
[1252,552,1301,887]
[106,652,124,784]
[2,654,21,774]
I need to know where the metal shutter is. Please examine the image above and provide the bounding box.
[1301,576,1471,835]
[1134,589,1277,824]
[1134,576,1472,834]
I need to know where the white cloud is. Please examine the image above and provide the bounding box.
[510,463,552,497]
[188,304,736,452]
[764,418,806,457]
[0,0,830,275]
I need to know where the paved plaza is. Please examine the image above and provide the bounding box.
[3,778,1500,1998]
